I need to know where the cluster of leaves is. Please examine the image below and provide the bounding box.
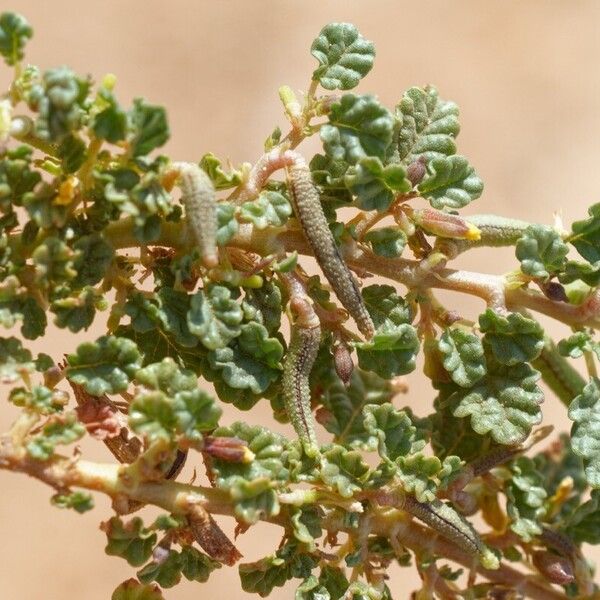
[2,13,600,600]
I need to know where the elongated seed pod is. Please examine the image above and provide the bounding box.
[401,496,499,570]
[287,153,375,339]
[282,297,321,457]
[435,214,531,258]
[532,337,585,407]
[173,161,218,268]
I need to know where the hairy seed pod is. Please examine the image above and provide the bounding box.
[402,496,499,570]
[287,153,375,339]
[173,161,218,268]
[333,341,354,385]
[532,551,575,585]
[282,296,321,457]
[410,207,481,241]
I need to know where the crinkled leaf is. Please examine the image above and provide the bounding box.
[137,550,182,588]
[32,236,77,286]
[569,202,600,262]
[345,156,410,212]
[311,23,375,90]
[51,490,94,513]
[112,580,164,600]
[0,12,32,66]
[317,366,393,449]
[208,322,283,394]
[356,284,419,378]
[51,287,100,333]
[242,281,282,334]
[438,328,486,387]
[200,153,243,190]
[558,331,600,359]
[128,99,169,157]
[363,227,406,258]
[418,155,483,210]
[239,191,292,229]
[26,412,85,460]
[72,233,114,287]
[93,101,127,144]
[320,445,370,498]
[563,489,600,544]
[187,285,243,350]
[362,403,417,461]
[0,335,36,382]
[396,453,457,503]
[452,357,543,445]
[506,457,547,542]
[215,202,239,245]
[291,506,322,552]
[569,377,600,488]
[479,309,544,366]
[240,541,317,597]
[395,85,459,164]
[57,134,86,173]
[321,94,394,165]
[515,225,568,280]
[10,385,66,415]
[0,145,41,210]
[66,335,142,396]
[559,260,600,287]
[104,517,157,567]
[180,546,221,582]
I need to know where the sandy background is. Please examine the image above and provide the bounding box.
[1,0,600,598]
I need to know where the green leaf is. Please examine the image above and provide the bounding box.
[452,356,543,445]
[51,287,100,333]
[57,134,86,173]
[418,155,483,209]
[51,490,94,513]
[321,94,394,165]
[396,453,456,503]
[0,145,41,211]
[438,328,486,388]
[71,234,114,287]
[0,335,36,382]
[362,403,416,461]
[273,251,298,273]
[200,153,243,190]
[345,157,411,212]
[310,23,375,91]
[130,358,220,443]
[320,444,370,498]
[180,546,221,582]
[363,227,406,258]
[10,385,66,415]
[25,67,89,141]
[569,378,600,487]
[215,202,239,245]
[112,580,165,600]
[569,202,600,262]
[208,322,283,395]
[128,99,169,157]
[66,335,143,396]
[355,285,418,379]
[240,541,317,597]
[104,516,157,567]
[506,457,547,542]
[187,285,243,350]
[242,281,282,334]
[239,191,292,229]
[210,422,289,523]
[137,551,182,588]
[515,225,568,280]
[317,366,393,449]
[558,331,600,359]
[559,260,600,287]
[26,412,85,460]
[291,506,322,552]
[0,12,32,66]
[479,309,544,366]
[32,236,77,287]
[93,99,127,144]
[395,86,459,164]
[564,489,600,544]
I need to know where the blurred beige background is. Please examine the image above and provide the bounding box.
[1,0,600,598]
